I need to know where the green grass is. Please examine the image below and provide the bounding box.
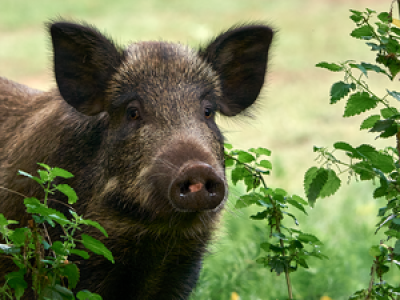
[0,0,397,299]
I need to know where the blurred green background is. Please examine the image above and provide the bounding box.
[1,0,397,299]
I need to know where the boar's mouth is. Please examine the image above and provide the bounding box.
[167,161,226,212]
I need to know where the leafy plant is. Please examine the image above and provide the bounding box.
[224,145,326,299]
[307,5,400,299]
[0,164,112,300]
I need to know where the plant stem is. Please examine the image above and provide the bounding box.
[365,263,376,300]
[281,238,293,299]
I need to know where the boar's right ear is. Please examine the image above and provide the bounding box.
[50,22,124,116]
[200,25,274,116]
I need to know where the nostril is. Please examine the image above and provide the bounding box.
[180,180,191,195]
[205,180,217,196]
[169,161,226,211]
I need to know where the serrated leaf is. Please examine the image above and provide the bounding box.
[330,81,355,103]
[304,167,328,206]
[81,234,114,263]
[319,169,341,198]
[55,184,78,205]
[356,144,395,172]
[352,162,375,180]
[316,62,343,72]
[292,195,308,205]
[349,62,387,77]
[350,25,374,39]
[360,115,380,130]
[343,92,378,117]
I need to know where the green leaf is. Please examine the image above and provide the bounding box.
[70,249,90,259]
[51,167,74,179]
[76,290,103,300]
[81,234,114,263]
[249,147,271,156]
[330,81,355,103]
[350,25,374,40]
[62,264,80,289]
[9,228,30,247]
[297,233,323,245]
[51,241,68,256]
[350,62,388,77]
[287,198,308,215]
[381,107,399,118]
[343,92,378,117]
[319,169,341,198]
[378,12,391,23]
[360,115,380,130]
[369,245,382,257]
[37,163,51,171]
[80,219,108,237]
[258,160,272,170]
[316,62,343,72]
[352,162,375,180]
[356,144,395,173]
[394,240,400,255]
[225,158,234,167]
[5,269,27,298]
[291,195,308,205]
[231,165,246,185]
[235,193,261,208]
[304,167,329,206]
[237,151,255,163]
[55,184,78,205]
[224,143,233,150]
[334,141,356,153]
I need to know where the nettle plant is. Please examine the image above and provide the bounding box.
[224,145,326,299]
[0,164,112,300]
[307,6,400,299]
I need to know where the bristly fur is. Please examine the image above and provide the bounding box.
[0,20,273,300]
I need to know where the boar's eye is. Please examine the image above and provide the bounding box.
[127,107,140,121]
[204,107,214,119]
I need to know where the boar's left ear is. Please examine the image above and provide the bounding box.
[50,21,124,116]
[200,25,274,116]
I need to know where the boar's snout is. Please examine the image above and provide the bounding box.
[168,161,226,212]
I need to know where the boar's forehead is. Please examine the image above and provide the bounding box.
[109,42,221,114]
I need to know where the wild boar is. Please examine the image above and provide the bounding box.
[0,21,273,299]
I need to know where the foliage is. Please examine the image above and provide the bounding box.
[0,164,111,300]
[224,145,326,299]
[308,6,400,299]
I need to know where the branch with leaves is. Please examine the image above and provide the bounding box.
[307,6,400,299]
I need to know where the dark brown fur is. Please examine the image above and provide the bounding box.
[0,21,273,299]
